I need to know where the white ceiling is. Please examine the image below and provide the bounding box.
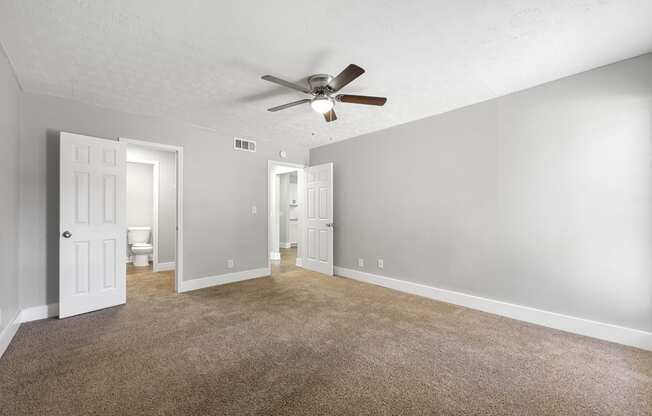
[1,0,651,148]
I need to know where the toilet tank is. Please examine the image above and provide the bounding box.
[127,227,151,244]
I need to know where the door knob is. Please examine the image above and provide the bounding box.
[62,231,72,238]
[326,223,334,228]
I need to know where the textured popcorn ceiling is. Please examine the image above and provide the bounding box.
[1,0,651,148]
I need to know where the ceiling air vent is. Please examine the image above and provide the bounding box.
[234,137,256,152]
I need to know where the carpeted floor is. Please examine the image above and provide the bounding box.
[1,248,651,415]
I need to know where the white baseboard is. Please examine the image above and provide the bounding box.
[18,267,271,321]
[21,303,59,322]
[156,261,176,271]
[280,242,291,249]
[270,252,280,260]
[296,257,303,267]
[334,267,652,351]
[179,267,270,293]
[0,311,21,359]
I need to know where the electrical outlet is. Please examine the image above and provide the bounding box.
[357,258,364,268]
[251,206,257,215]
[378,259,384,269]
[227,259,234,269]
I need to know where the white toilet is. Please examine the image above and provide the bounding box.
[128,226,153,267]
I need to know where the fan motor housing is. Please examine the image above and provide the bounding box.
[308,74,333,92]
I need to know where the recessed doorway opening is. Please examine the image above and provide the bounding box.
[268,161,305,275]
[122,138,184,293]
[267,160,335,277]
[126,159,158,272]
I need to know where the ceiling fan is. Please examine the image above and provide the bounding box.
[261,64,387,123]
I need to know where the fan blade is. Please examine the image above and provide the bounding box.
[267,99,311,112]
[323,109,337,122]
[327,64,365,92]
[336,94,387,106]
[261,75,311,94]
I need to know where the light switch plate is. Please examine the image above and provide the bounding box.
[357,258,364,268]
[227,259,234,269]
[251,206,257,215]
[378,259,384,269]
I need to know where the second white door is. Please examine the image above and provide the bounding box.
[303,163,333,275]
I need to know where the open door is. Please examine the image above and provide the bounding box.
[303,163,333,275]
[59,132,126,318]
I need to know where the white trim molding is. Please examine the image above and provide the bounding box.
[334,267,652,352]
[21,304,59,322]
[270,251,281,261]
[179,268,270,293]
[0,311,21,359]
[18,267,269,325]
[295,257,303,267]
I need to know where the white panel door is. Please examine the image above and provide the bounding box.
[303,163,333,275]
[59,132,126,318]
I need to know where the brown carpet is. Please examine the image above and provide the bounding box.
[1,248,651,415]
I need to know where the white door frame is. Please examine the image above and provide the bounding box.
[126,159,160,270]
[120,137,184,293]
[268,160,306,270]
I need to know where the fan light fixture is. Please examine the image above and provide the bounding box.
[262,64,387,123]
[310,96,334,114]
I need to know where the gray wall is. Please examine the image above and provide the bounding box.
[126,162,154,230]
[311,54,652,332]
[0,48,21,331]
[127,145,177,263]
[19,92,309,308]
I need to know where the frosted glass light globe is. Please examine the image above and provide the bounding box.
[310,96,334,113]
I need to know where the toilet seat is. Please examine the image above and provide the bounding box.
[130,243,153,255]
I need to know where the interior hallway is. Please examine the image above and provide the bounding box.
[127,263,153,275]
[271,247,298,276]
[127,263,175,293]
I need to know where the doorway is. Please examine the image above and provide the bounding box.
[121,137,183,293]
[59,132,184,318]
[267,161,335,277]
[268,161,305,275]
[126,159,158,274]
